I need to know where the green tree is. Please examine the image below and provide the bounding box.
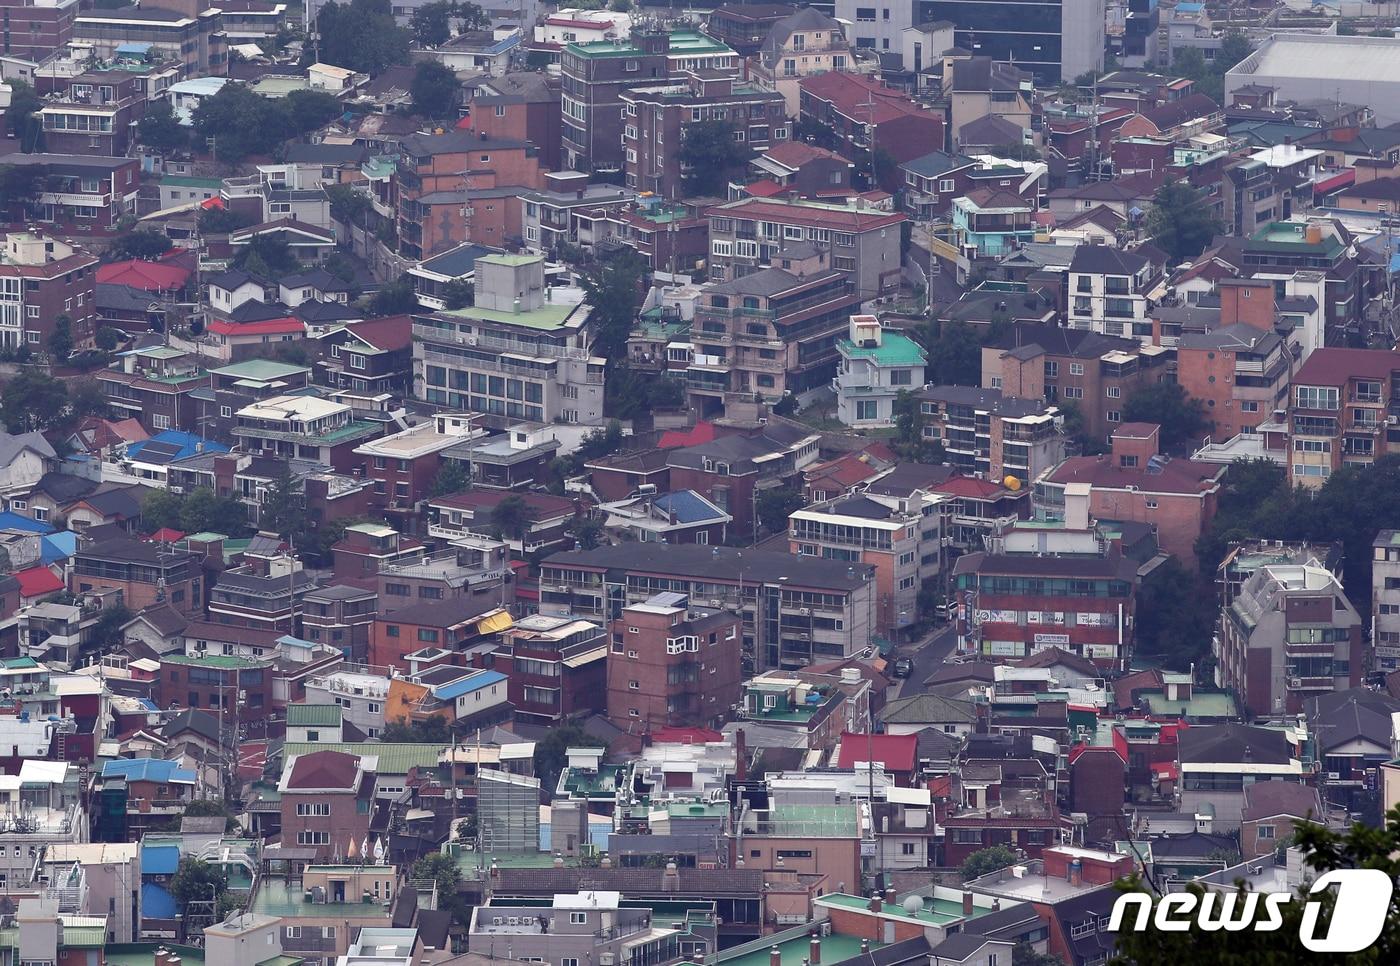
[177,487,248,536]
[5,80,42,151]
[1057,399,1105,456]
[756,486,803,534]
[608,0,632,10]
[326,183,373,228]
[95,327,123,352]
[137,100,187,154]
[410,0,455,46]
[169,857,228,912]
[0,160,47,216]
[47,314,72,362]
[109,229,173,261]
[576,421,624,463]
[960,845,1018,880]
[535,724,596,796]
[183,798,239,833]
[381,717,452,742]
[1134,557,1214,670]
[198,206,254,235]
[923,319,981,386]
[430,461,469,498]
[1215,30,1253,74]
[142,488,185,531]
[365,276,421,316]
[580,252,646,363]
[491,495,535,541]
[259,470,304,538]
[412,851,471,926]
[316,0,412,75]
[283,88,343,134]
[411,61,458,118]
[457,1,489,29]
[572,518,605,550]
[234,234,299,278]
[442,277,474,310]
[0,370,68,433]
[891,389,944,463]
[1146,181,1223,263]
[1122,381,1209,451]
[86,604,131,656]
[1194,458,1295,574]
[679,120,753,196]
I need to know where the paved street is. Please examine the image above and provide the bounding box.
[894,623,960,698]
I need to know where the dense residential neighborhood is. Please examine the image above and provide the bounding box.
[0,1,1396,964]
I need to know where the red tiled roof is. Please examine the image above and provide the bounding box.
[934,476,1010,499]
[207,317,305,336]
[659,420,718,449]
[97,260,190,292]
[287,749,360,789]
[837,732,917,773]
[799,72,939,126]
[1047,454,1224,495]
[762,140,846,169]
[148,528,185,542]
[744,178,788,198]
[716,198,905,231]
[1292,346,1400,388]
[15,566,63,598]
[348,315,413,351]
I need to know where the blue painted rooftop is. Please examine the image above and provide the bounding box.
[141,844,181,876]
[654,490,727,525]
[431,670,507,701]
[0,512,54,535]
[126,430,230,464]
[41,531,77,564]
[102,758,197,785]
[141,881,177,917]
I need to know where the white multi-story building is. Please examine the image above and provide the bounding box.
[833,315,927,428]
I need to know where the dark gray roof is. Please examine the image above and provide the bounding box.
[1241,780,1323,822]
[1069,245,1149,275]
[901,149,976,178]
[1177,723,1292,765]
[1178,322,1282,354]
[1306,688,1400,752]
[917,384,1055,419]
[33,472,97,504]
[381,595,501,627]
[304,583,377,601]
[280,267,355,293]
[824,495,895,520]
[1146,831,1238,858]
[705,266,817,298]
[493,866,767,897]
[884,691,979,724]
[206,268,266,291]
[958,114,1024,145]
[97,283,156,313]
[400,129,531,156]
[417,243,502,279]
[929,933,1006,962]
[543,544,874,591]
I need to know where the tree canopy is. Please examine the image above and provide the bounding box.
[960,845,1018,880]
[142,486,248,537]
[411,60,459,118]
[192,86,344,162]
[679,120,754,196]
[5,80,42,151]
[579,251,646,363]
[1134,556,1215,671]
[316,0,411,75]
[109,229,173,261]
[1122,381,1210,451]
[365,276,421,316]
[1146,181,1223,263]
[756,486,804,535]
[1,370,72,433]
[921,319,982,386]
[137,100,187,154]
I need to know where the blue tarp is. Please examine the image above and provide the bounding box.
[141,882,177,918]
[141,844,180,876]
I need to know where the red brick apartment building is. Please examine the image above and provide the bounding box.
[0,0,77,61]
[1286,346,1400,487]
[469,72,562,172]
[278,749,376,860]
[0,232,97,350]
[473,613,608,724]
[606,592,742,732]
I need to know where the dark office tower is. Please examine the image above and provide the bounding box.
[918,0,1106,83]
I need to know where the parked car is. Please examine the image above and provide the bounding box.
[892,658,912,678]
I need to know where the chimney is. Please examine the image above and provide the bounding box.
[809,936,821,965]
[1068,859,1083,887]
[770,948,782,966]
[961,891,974,916]
[860,941,870,955]
[884,886,896,907]
[735,728,748,781]
[869,892,882,913]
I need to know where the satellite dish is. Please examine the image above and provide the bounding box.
[902,895,924,915]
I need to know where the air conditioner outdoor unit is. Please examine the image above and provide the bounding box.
[1289,677,1302,688]
[1326,771,1341,780]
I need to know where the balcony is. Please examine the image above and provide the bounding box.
[413,323,592,362]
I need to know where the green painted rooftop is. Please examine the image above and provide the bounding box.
[838,331,927,367]
[162,653,268,669]
[212,359,309,380]
[818,892,993,925]
[765,804,858,837]
[568,30,731,58]
[252,877,395,920]
[282,741,447,775]
[286,703,343,727]
[714,932,882,966]
[1143,691,1238,719]
[435,300,583,331]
